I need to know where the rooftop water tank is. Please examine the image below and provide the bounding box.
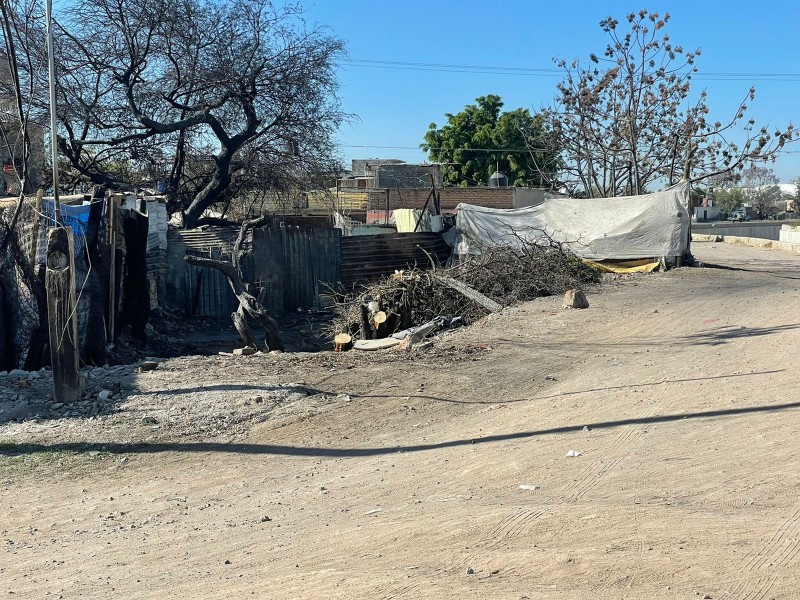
[488,170,508,187]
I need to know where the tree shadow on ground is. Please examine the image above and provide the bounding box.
[151,383,319,396]
[4,396,799,458]
[501,323,800,351]
[699,260,800,281]
[354,369,782,405]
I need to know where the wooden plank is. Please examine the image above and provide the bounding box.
[354,338,401,351]
[431,273,503,313]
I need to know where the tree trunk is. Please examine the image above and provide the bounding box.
[233,213,272,276]
[182,149,234,228]
[231,304,258,349]
[185,255,284,351]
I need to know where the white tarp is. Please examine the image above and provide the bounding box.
[447,182,690,260]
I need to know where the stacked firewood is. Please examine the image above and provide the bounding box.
[331,242,602,343]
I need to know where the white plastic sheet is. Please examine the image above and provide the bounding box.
[447,183,690,260]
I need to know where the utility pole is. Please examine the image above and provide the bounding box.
[45,0,80,403]
[46,0,60,225]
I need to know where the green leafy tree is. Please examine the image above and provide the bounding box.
[792,176,800,212]
[421,95,560,187]
[713,188,744,214]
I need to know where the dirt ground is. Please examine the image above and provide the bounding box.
[2,241,800,599]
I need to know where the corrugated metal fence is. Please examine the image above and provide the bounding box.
[184,247,240,317]
[168,226,242,319]
[340,232,451,287]
[168,227,452,316]
[245,228,342,313]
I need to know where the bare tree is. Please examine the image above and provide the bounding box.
[0,0,49,370]
[547,10,795,198]
[43,0,345,227]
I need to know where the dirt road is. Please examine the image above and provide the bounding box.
[2,241,800,599]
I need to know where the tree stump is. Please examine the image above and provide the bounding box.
[46,227,81,403]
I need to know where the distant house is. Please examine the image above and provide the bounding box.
[337,159,442,190]
[689,187,722,221]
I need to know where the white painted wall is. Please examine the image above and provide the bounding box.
[779,224,800,243]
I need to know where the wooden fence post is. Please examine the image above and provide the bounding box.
[107,192,117,342]
[46,226,80,403]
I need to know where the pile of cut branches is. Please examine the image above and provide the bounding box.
[330,237,602,342]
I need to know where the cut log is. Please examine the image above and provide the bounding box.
[185,255,284,351]
[431,273,503,313]
[334,333,352,352]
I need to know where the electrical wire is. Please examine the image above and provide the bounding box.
[344,59,800,82]
[340,144,800,158]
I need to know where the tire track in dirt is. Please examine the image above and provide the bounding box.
[477,508,547,550]
[553,293,689,503]
[720,508,800,600]
[723,575,778,600]
[461,300,690,586]
[743,509,800,572]
[558,376,679,591]
[379,580,428,600]
[470,307,684,559]
[622,458,648,591]
[469,381,681,586]
[559,395,664,503]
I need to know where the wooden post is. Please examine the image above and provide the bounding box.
[46,226,80,403]
[681,179,693,265]
[413,174,438,232]
[106,192,116,342]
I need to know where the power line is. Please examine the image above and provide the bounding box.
[341,144,553,154]
[344,59,800,82]
[340,144,800,158]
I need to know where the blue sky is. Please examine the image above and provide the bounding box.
[304,1,800,184]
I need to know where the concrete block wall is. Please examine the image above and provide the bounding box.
[374,164,443,189]
[351,159,404,177]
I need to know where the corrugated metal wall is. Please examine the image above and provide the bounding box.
[168,226,242,319]
[245,228,342,313]
[340,232,451,287]
[183,247,240,318]
[167,227,451,316]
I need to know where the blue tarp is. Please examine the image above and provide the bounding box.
[39,200,94,261]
